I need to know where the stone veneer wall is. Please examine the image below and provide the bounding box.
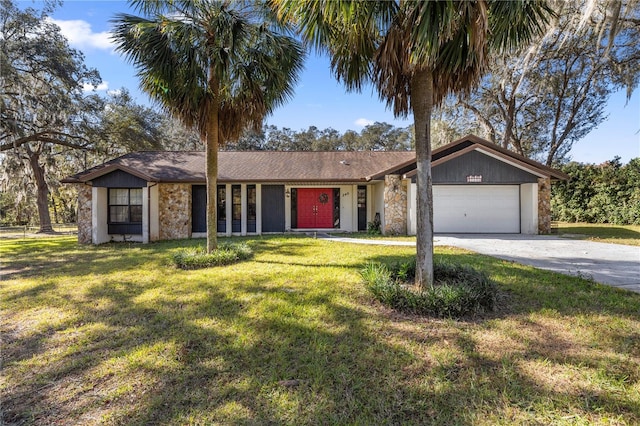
[76,184,92,244]
[158,183,191,240]
[538,177,552,234]
[383,175,407,235]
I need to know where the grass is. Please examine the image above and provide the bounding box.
[172,242,253,269]
[329,232,417,242]
[0,223,78,239]
[556,222,640,246]
[2,235,639,425]
[361,260,497,318]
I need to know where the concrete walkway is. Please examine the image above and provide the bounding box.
[321,234,640,293]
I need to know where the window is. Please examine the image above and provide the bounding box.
[357,186,367,231]
[247,185,256,232]
[217,185,226,232]
[232,185,241,232]
[108,188,142,224]
[232,185,241,221]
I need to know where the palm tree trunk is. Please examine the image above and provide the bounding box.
[205,116,219,253]
[26,146,54,233]
[206,73,220,253]
[411,67,434,289]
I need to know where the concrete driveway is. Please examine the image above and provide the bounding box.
[323,233,640,293]
[433,234,640,293]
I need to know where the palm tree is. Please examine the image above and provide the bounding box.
[112,0,304,252]
[274,0,553,288]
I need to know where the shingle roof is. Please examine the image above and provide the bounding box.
[61,135,568,184]
[62,150,417,184]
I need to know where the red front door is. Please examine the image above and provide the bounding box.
[297,188,334,228]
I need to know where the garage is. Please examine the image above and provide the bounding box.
[433,185,520,233]
[396,136,570,236]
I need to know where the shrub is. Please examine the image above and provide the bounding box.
[390,260,416,282]
[361,259,496,318]
[552,157,640,225]
[172,242,252,269]
[367,216,382,235]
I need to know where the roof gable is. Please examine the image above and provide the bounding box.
[91,169,149,187]
[404,135,569,180]
[432,149,540,183]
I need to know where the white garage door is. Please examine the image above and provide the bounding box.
[433,185,520,233]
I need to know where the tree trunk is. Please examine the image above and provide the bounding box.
[206,70,220,253]
[411,68,434,289]
[205,128,218,253]
[26,147,54,233]
[52,192,59,223]
[205,116,219,253]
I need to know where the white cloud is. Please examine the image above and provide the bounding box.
[354,118,374,127]
[48,18,113,51]
[83,81,109,92]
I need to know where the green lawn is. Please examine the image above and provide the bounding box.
[328,232,417,242]
[335,222,640,247]
[557,222,640,246]
[2,235,639,425]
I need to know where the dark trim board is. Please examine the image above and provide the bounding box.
[261,185,285,232]
[92,169,147,188]
[192,185,207,233]
[108,223,142,235]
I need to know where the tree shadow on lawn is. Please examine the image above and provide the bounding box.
[0,236,275,280]
[2,282,57,304]
[3,269,472,425]
[363,251,640,423]
[366,251,640,318]
[1,235,348,281]
[1,241,169,280]
[425,327,640,423]
[2,275,244,424]
[253,258,360,269]
[3,239,639,424]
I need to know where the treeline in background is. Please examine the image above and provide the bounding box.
[552,158,640,225]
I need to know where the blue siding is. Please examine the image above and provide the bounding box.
[261,185,285,232]
[92,170,147,187]
[432,150,539,184]
[108,223,142,235]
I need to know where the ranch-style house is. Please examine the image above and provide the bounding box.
[62,135,568,244]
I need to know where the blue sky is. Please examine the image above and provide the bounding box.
[46,0,639,164]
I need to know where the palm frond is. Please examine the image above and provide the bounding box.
[489,0,555,53]
[273,0,554,115]
[273,0,395,92]
[111,0,304,144]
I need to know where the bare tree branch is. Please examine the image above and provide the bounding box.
[0,132,90,152]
